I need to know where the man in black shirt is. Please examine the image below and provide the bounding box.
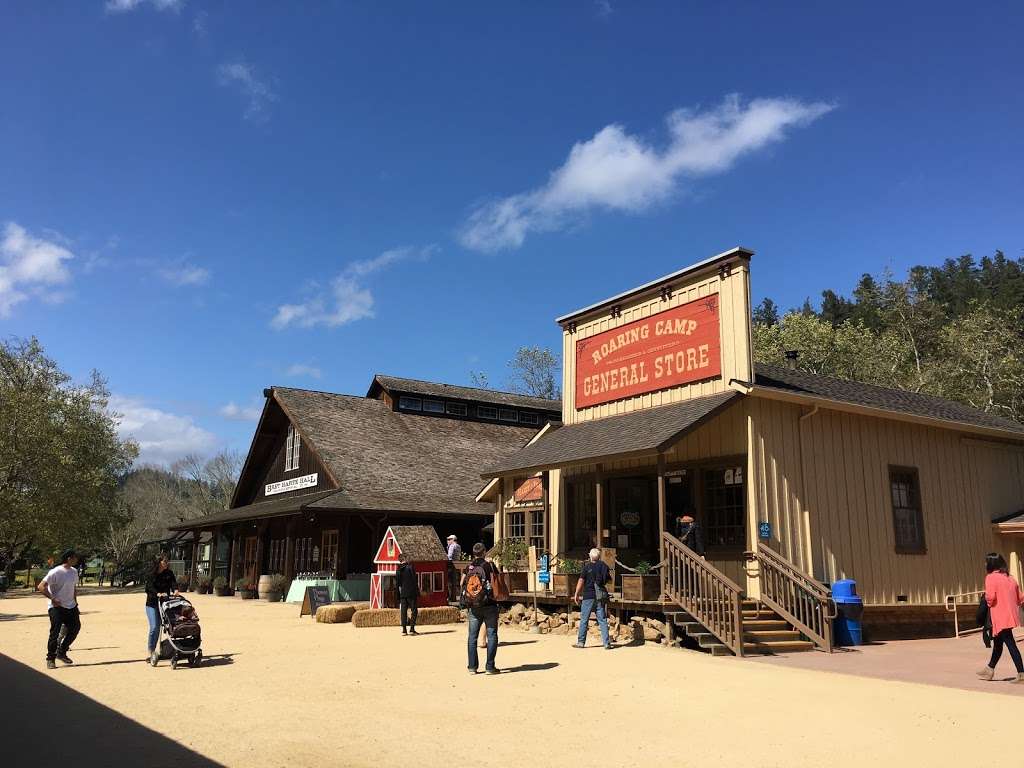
[395,553,419,636]
[573,548,612,649]
[676,514,706,557]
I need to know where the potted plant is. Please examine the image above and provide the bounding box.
[493,539,529,593]
[551,557,583,597]
[620,560,661,602]
[213,576,231,596]
[196,574,212,594]
[264,573,288,602]
[235,577,257,599]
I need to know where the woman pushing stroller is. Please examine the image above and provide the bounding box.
[146,554,179,662]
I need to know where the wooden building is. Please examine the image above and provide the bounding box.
[172,375,559,593]
[481,247,1024,651]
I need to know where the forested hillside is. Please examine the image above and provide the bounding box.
[753,251,1024,423]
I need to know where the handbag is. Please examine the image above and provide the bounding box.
[490,568,509,602]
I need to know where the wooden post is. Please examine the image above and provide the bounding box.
[657,453,667,599]
[227,530,237,587]
[284,517,296,581]
[338,516,350,579]
[189,532,200,588]
[595,463,604,549]
[542,473,551,559]
[253,522,267,580]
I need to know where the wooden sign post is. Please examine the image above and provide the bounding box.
[300,585,331,619]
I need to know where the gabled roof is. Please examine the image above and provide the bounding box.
[262,386,541,517]
[481,391,739,478]
[382,525,447,561]
[368,374,561,414]
[170,489,339,530]
[752,363,1024,438]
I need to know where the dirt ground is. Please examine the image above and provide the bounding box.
[2,590,1022,768]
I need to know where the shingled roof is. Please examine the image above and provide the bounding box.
[272,387,541,516]
[169,489,339,530]
[753,363,1024,437]
[481,391,739,477]
[369,374,561,414]
[388,525,447,561]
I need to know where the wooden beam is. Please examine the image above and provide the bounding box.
[284,516,296,581]
[657,453,666,599]
[542,472,551,556]
[595,463,604,549]
[338,516,350,578]
[189,532,200,588]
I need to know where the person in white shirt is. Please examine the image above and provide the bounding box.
[38,549,81,669]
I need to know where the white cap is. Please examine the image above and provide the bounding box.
[447,534,457,540]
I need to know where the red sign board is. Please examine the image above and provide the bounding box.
[575,293,721,409]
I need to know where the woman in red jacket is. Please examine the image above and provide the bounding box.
[978,553,1024,683]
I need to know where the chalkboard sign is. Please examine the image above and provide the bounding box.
[300,586,331,618]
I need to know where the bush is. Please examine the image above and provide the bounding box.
[234,577,252,591]
[556,557,583,574]
[213,576,227,589]
[267,573,288,593]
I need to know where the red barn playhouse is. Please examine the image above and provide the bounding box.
[370,525,449,609]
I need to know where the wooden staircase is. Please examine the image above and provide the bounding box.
[665,599,816,656]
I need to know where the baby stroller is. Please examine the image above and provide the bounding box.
[150,595,203,669]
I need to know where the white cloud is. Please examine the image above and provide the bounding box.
[159,262,210,286]
[192,10,208,37]
[0,222,74,317]
[459,94,835,252]
[595,0,613,18]
[110,395,218,467]
[286,364,322,379]
[217,60,276,122]
[105,0,185,13]
[272,244,437,330]
[219,401,263,421]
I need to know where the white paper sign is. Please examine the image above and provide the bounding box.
[265,473,318,496]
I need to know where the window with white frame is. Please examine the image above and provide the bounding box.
[398,396,422,411]
[445,402,468,416]
[499,408,518,422]
[520,412,539,425]
[478,406,498,419]
[423,399,444,413]
[284,426,301,472]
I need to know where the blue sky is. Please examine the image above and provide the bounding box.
[2,2,1021,465]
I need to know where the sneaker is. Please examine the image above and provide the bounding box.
[604,643,614,650]
[572,642,585,649]
[485,667,501,675]
[468,668,478,675]
[401,631,407,636]
[56,654,74,665]
[409,630,419,636]
[977,666,994,680]
[46,659,56,670]
[1014,673,1024,684]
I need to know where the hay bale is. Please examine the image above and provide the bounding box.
[352,606,461,628]
[315,603,371,624]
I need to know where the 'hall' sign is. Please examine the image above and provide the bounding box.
[575,294,721,409]
[266,472,318,496]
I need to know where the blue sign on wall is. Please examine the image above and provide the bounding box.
[539,554,550,572]
[758,521,772,540]
[538,570,550,585]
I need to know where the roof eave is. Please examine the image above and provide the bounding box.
[748,384,1024,443]
[556,247,753,326]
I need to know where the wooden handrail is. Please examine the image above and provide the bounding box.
[747,544,834,653]
[662,532,744,656]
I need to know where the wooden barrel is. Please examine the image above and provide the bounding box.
[257,574,274,600]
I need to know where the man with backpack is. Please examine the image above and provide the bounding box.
[573,548,612,650]
[462,542,500,674]
[395,553,419,636]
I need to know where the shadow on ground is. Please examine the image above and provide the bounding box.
[0,652,225,766]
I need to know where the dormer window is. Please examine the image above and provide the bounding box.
[285,425,301,471]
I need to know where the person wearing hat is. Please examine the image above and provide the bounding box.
[675,513,705,557]
[38,549,81,669]
[446,535,462,602]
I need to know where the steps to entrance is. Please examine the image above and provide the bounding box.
[665,599,816,656]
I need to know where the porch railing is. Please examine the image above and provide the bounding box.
[747,544,834,653]
[662,532,745,656]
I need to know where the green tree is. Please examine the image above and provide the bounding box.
[507,346,561,400]
[0,337,137,583]
[752,298,780,326]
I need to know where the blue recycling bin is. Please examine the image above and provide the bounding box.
[831,579,864,646]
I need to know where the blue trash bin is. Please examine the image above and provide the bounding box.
[831,579,864,646]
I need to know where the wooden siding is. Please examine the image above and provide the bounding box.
[562,261,752,424]
[253,423,335,503]
[750,396,1024,605]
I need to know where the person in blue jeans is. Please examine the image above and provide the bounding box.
[573,548,612,650]
[462,543,500,674]
[145,554,179,662]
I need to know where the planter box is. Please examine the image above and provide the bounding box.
[552,573,580,597]
[505,572,529,593]
[239,590,257,600]
[214,586,232,597]
[264,590,283,602]
[620,574,661,602]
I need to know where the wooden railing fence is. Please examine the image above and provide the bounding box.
[747,543,834,653]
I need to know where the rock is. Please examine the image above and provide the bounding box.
[648,619,666,633]
[643,626,661,641]
[509,604,526,621]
